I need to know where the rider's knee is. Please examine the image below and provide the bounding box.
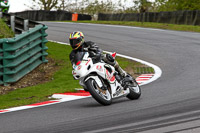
[103,54,116,66]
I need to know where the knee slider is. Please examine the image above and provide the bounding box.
[106,54,115,62]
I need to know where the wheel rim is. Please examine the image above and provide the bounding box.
[91,80,111,101]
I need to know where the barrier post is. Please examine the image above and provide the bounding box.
[24,19,29,31]
[10,16,15,33]
[0,12,2,18]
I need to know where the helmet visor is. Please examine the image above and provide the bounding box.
[69,38,81,49]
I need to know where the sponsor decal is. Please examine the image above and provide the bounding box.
[76,61,81,66]
[106,69,116,83]
[86,59,91,66]
[96,65,103,72]
[78,65,82,70]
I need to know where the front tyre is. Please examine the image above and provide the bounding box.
[86,79,112,105]
[126,79,141,100]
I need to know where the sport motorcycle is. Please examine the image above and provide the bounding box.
[72,51,141,105]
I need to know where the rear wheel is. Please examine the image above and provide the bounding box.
[86,78,112,105]
[126,78,141,100]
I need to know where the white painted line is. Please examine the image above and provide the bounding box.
[0,101,60,114]
[0,91,91,114]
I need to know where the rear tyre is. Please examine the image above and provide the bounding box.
[126,78,141,100]
[86,79,112,105]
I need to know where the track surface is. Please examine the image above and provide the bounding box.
[1,22,200,133]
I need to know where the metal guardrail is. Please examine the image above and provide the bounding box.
[0,24,48,85]
[0,12,41,34]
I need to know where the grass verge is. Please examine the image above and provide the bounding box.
[64,20,200,33]
[0,19,14,39]
[0,41,152,109]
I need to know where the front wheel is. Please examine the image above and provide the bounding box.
[126,78,141,100]
[86,78,112,105]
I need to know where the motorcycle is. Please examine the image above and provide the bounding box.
[0,0,10,13]
[72,51,141,105]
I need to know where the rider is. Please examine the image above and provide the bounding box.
[0,0,10,13]
[69,31,127,79]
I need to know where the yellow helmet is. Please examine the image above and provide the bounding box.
[69,31,84,50]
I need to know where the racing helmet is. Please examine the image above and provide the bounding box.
[69,31,84,50]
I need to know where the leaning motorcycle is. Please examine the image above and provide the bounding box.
[72,51,141,105]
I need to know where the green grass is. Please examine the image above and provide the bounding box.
[64,20,200,33]
[0,19,15,39]
[0,42,80,109]
[0,41,151,109]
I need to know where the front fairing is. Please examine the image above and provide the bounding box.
[72,52,91,79]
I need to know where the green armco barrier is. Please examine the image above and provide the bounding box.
[0,25,48,85]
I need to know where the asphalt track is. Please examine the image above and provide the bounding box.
[1,22,200,133]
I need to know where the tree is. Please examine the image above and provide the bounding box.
[28,0,59,10]
[83,0,116,15]
[56,0,76,11]
[154,0,200,12]
[133,0,153,13]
